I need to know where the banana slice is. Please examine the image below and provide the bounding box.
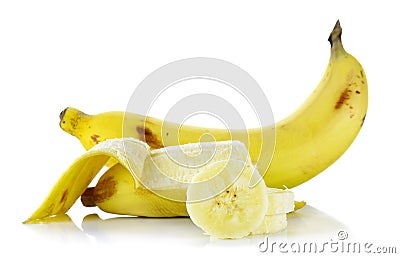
[251,214,287,235]
[266,188,294,215]
[250,189,293,235]
[186,159,267,239]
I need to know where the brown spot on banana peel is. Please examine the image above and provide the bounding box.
[91,134,100,144]
[92,176,117,204]
[136,126,164,149]
[60,190,68,207]
[335,88,351,109]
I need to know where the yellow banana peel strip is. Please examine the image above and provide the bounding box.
[24,138,149,224]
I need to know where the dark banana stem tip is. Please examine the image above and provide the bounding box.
[328,20,342,47]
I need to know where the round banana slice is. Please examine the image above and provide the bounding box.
[186,159,267,239]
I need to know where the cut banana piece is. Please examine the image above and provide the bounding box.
[186,159,268,239]
[250,189,293,235]
[251,213,287,235]
[266,188,294,215]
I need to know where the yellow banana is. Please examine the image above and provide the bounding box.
[60,20,368,188]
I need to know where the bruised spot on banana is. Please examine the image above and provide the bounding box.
[136,126,164,149]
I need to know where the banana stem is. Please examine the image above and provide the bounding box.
[328,20,346,57]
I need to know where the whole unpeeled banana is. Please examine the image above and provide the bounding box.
[60,21,368,189]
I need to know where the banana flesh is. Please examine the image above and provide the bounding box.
[186,159,294,238]
[252,190,294,235]
[187,160,268,239]
[251,214,287,235]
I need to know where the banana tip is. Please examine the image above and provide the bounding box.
[22,218,32,224]
[81,187,97,207]
[328,19,342,47]
[59,108,67,121]
[334,19,341,30]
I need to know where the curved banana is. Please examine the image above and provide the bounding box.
[60,21,367,189]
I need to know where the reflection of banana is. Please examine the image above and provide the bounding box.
[24,214,90,242]
[81,214,209,245]
[60,21,368,188]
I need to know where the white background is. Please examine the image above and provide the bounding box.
[1,0,399,257]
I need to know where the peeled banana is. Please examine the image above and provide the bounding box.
[81,161,295,219]
[60,21,368,189]
[25,138,251,222]
[26,137,294,239]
